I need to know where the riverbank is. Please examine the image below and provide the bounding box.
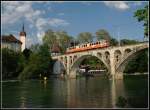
[124,72,148,75]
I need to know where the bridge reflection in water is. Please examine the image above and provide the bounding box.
[2,74,147,108]
[65,76,126,108]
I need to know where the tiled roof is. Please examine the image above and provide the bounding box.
[2,34,22,44]
[51,43,61,53]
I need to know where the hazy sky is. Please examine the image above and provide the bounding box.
[1,1,148,47]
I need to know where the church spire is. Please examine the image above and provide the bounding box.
[22,23,24,32]
[19,22,26,52]
[19,22,26,36]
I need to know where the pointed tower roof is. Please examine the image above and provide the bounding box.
[19,23,26,36]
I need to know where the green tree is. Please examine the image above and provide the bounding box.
[2,48,24,79]
[120,39,139,46]
[96,29,111,42]
[18,44,53,80]
[110,38,118,46]
[42,29,56,51]
[124,49,148,73]
[77,32,93,43]
[80,56,107,70]
[134,5,149,37]
[42,29,73,53]
[23,48,32,60]
[29,43,40,53]
[55,31,73,53]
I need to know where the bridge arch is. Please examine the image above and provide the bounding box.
[97,52,102,58]
[70,54,110,77]
[114,50,122,63]
[104,51,110,64]
[116,47,148,74]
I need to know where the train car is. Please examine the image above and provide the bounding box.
[66,40,110,54]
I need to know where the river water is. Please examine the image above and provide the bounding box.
[2,75,148,108]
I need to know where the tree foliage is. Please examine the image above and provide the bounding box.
[77,32,93,43]
[120,39,139,46]
[55,31,72,53]
[80,56,107,70]
[18,44,53,80]
[23,48,32,60]
[110,38,118,46]
[2,48,25,79]
[42,29,56,50]
[42,29,73,53]
[96,29,111,42]
[134,5,149,37]
[124,49,148,73]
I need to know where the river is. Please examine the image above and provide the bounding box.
[2,74,148,108]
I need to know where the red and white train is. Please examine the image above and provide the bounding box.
[66,40,110,54]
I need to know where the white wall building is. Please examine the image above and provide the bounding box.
[1,34,22,52]
[19,24,26,52]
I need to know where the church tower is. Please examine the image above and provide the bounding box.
[19,23,26,51]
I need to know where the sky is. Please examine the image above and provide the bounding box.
[1,1,149,48]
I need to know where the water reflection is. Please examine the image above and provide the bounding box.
[111,78,127,108]
[43,80,47,89]
[111,79,116,108]
[20,96,26,108]
[2,75,148,108]
[19,81,28,108]
[65,77,113,108]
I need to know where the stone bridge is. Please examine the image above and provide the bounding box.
[52,42,148,79]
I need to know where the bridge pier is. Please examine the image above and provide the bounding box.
[114,73,123,80]
[109,73,123,80]
[69,73,76,78]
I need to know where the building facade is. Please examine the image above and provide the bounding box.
[1,34,22,51]
[1,24,27,52]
